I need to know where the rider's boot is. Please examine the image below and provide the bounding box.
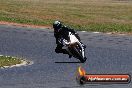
[69,55,72,58]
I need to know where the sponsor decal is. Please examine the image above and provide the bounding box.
[76,66,131,85]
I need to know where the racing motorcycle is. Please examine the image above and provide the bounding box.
[59,32,87,63]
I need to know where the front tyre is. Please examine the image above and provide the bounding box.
[74,45,87,63]
[79,57,87,63]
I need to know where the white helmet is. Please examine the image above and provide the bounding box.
[53,21,62,31]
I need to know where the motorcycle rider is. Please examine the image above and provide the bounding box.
[53,20,86,58]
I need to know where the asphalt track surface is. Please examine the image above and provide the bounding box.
[0,25,132,88]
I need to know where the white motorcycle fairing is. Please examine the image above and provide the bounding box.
[62,32,85,60]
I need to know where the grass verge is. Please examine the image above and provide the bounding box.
[0,0,132,32]
[0,55,22,67]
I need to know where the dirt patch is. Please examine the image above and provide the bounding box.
[0,21,52,29]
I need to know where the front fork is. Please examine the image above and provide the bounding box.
[78,42,85,58]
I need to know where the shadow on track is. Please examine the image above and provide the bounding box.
[55,61,81,63]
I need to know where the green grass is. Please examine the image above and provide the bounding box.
[0,0,132,32]
[0,55,22,67]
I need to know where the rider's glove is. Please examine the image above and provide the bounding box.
[63,39,70,45]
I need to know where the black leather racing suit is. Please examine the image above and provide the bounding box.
[54,26,80,54]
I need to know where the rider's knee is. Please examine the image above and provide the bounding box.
[62,49,68,54]
[55,47,63,53]
[55,49,60,53]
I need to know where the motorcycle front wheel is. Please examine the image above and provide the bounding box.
[73,45,87,63]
